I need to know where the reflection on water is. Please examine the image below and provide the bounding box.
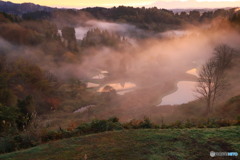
[159,81,197,105]
[98,82,136,95]
[117,88,136,95]
[87,82,100,88]
[100,70,109,74]
[186,68,198,77]
[92,70,109,80]
[92,73,105,79]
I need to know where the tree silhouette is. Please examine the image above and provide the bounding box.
[196,44,234,114]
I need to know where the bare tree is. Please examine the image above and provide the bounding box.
[196,44,234,114]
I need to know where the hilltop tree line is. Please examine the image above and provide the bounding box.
[15,6,240,32]
[80,7,238,31]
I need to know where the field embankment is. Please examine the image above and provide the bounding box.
[0,126,239,160]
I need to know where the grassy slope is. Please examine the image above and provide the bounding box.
[0,127,240,160]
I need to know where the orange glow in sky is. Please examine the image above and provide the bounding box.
[2,0,240,8]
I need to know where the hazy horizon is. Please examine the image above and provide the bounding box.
[1,0,240,9]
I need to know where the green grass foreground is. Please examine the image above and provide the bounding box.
[0,126,239,160]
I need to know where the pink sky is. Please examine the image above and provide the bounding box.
[2,0,240,9]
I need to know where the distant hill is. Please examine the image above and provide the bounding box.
[0,0,53,15]
[171,8,217,14]
[171,7,234,14]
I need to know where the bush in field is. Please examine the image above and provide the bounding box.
[123,118,158,129]
[107,121,123,130]
[90,120,109,132]
[0,133,39,153]
[0,104,20,133]
[237,116,240,125]
[41,131,63,142]
[0,136,16,153]
[41,118,123,142]
[108,117,119,123]
[169,120,184,129]
[123,119,142,129]
[89,118,123,133]
[161,118,239,129]
[183,120,195,128]
[204,119,220,128]
[139,117,158,129]
[0,89,17,107]
[76,123,92,134]
[14,134,38,149]
[215,119,232,127]
[40,128,74,142]
[76,117,122,134]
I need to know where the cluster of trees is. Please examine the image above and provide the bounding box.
[0,11,104,54]
[83,7,235,31]
[81,28,128,49]
[0,20,60,46]
[22,11,52,20]
[0,12,20,23]
[0,56,60,134]
[178,9,230,22]
[230,9,240,26]
[0,16,81,58]
[83,7,181,31]
[61,26,78,51]
[0,11,80,55]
